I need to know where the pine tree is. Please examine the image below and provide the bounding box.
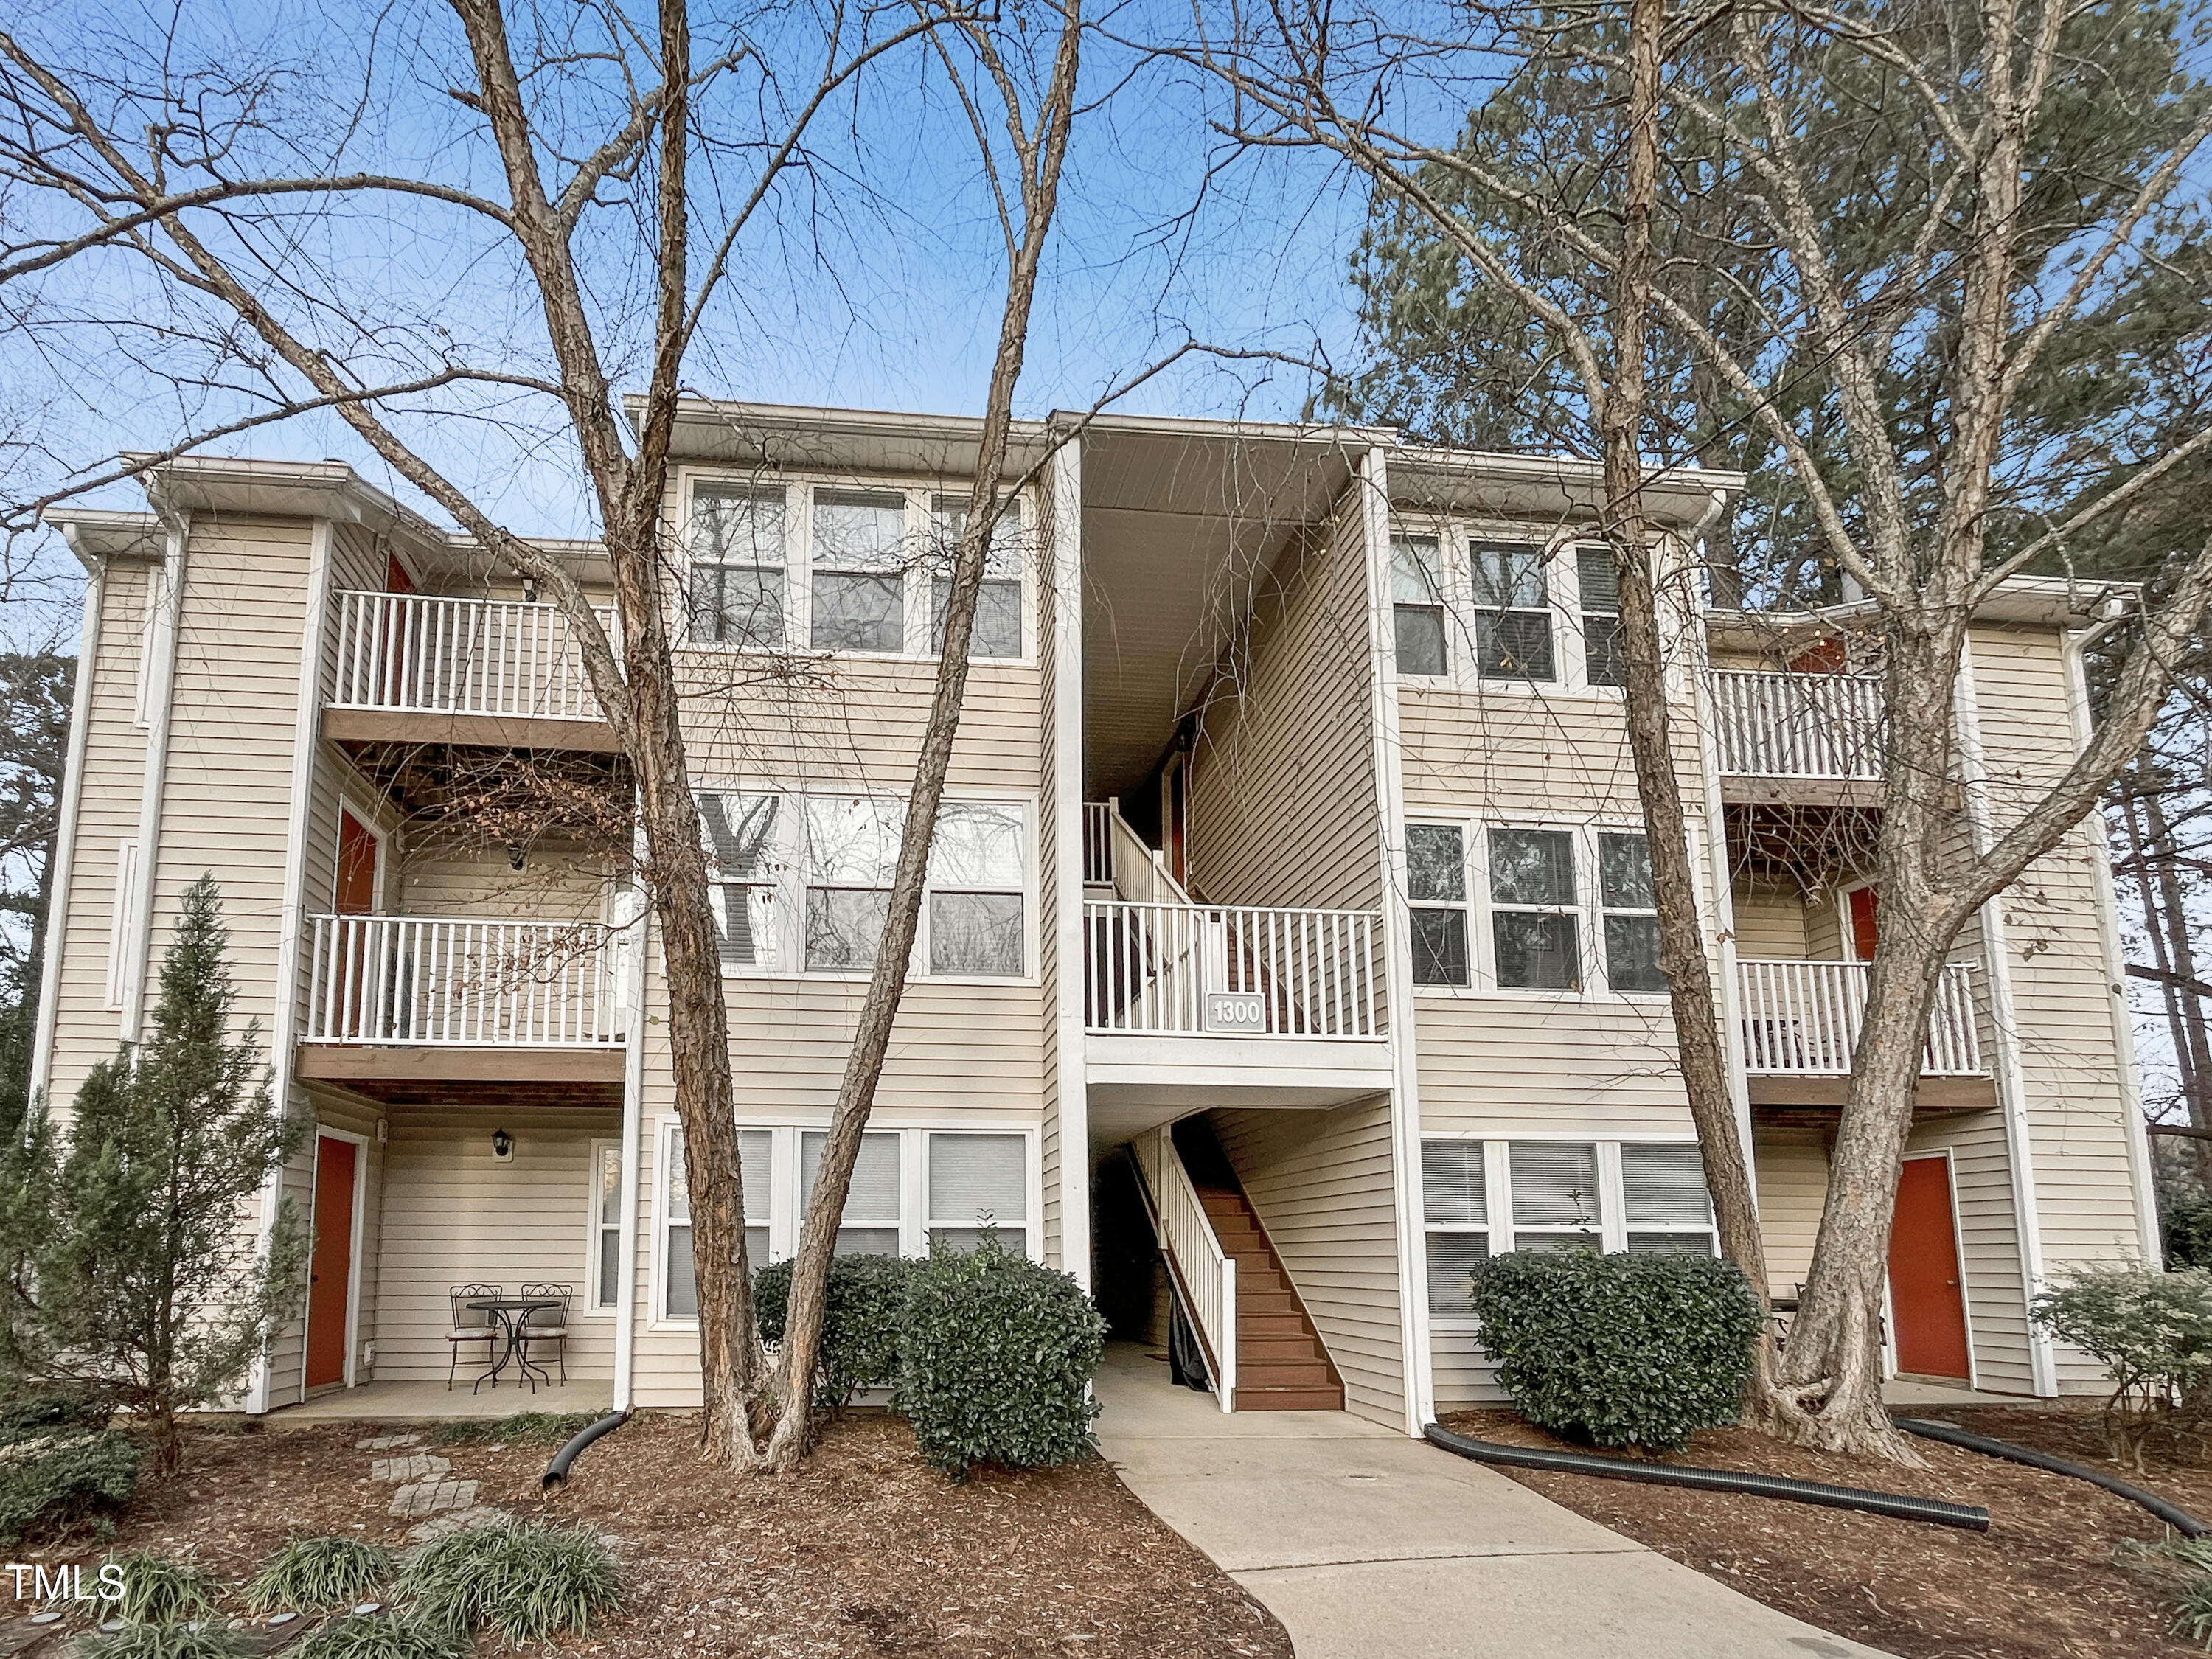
[0,876,306,1475]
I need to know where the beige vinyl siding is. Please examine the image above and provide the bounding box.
[1186,507,1384,914]
[1213,1100,1405,1428]
[1902,1114,2034,1393]
[1968,623,2146,1387]
[1414,1003,1711,1138]
[1733,886,1810,958]
[44,558,159,1104]
[370,1106,619,1383]
[1035,462,1065,1271]
[393,844,609,922]
[1753,1128,1829,1291]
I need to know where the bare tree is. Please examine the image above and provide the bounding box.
[1178,0,2212,1455]
[0,0,1071,1468]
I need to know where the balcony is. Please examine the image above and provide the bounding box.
[1705,670,1882,807]
[323,591,621,753]
[1736,958,1992,1109]
[294,914,630,1104]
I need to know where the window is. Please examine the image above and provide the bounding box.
[929,496,1024,659]
[1406,824,1470,987]
[1391,536,1447,677]
[1422,1141,1489,1315]
[1508,1141,1603,1252]
[1486,828,1579,990]
[927,802,1026,976]
[928,1133,1027,1252]
[1470,543,1554,681]
[689,483,786,647]
[1620,1144,1717,1256]
[1576,546,1624,688]
[801,1130,902,1256]
[698,792,779,967]
[803,796,903,970]
[811,489,908,652]
[590,1142,622,1311]
[662,1125,771,1321]
[1598,832,1665,992]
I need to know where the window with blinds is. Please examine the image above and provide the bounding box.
[1507,1141,1602,1252]
[927,1132,1028,1253]
[663,1126,771,1322]
[1575,546,1625,688]
[1422,1141,1489,1315]
[1619,1143,1717,1256]
[801,1130,902,1256]
[698,791,779,967]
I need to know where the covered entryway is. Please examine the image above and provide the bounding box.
[1888,1154,1972,1380]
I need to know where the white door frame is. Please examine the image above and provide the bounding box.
[1888,1148,1978,1390]
[303,1126,370,1396]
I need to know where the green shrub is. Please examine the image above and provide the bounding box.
[895,1234,1106,1479]
[757,1253,918,1408]
[397,1519,619,1644]
[293,1611,467,1659]
[2167,1190,2212,1271]
[100,1551,223,1626]
[2034,1262,2212,1469]
[0,1391,111,1439]
[0,1422,139,1544]
[1467,1250,1762,1453]
[244,1536,396,1614]
[97,1622,254,1659]
[424,1412,597,1449]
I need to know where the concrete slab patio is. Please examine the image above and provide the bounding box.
[269,1378,613,1425]
[1094,1346,1893,1659]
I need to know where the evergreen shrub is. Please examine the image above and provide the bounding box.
[754,1253,916,1408]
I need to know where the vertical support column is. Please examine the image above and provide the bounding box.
[1954,634,2058,1396]
[27,551,104,1100]
[613,897,649,1411]
[119,509,187,1040]
[1048,437,1091,1287]
[1355,442,1434,1436]
[246,515,334,1416]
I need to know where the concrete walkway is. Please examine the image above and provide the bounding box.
[1095,1346,1891,1659]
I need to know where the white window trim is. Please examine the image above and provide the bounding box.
[1411,817,1679,1002]
[692,783,1039,987]
[1423,1135,1717,1327]
[675,465,1037,667]
[103,840,140,1012]
[648,1119,1042,1332]
[1385,516,1621,698]
[583,1138,622,1317]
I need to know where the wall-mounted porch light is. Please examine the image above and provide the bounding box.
[490,1127,514,1163]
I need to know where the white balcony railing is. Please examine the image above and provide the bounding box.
[330,591,617,721]
[1082,801,1114,886]
[1706,670,1883,780]
[1132,1127,1235,1413]
[1736,959,1982,1077]
[305,914,629,1047]
[1084,900,1383,1039]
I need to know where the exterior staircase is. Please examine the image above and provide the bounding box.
[1174,1120,1345,1411]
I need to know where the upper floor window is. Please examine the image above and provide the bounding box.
[689,484,786,647]
[1597,832,1664,992]
[803,795,905,971]
[684,476,1029,661]
[1407,821,1664,996]
[698,791,780,968]
[930,497,1025,660]
[1487,827,1579,990]
[1392,536,1447,678]
[1576,546,1625,689]
[1406,822,1470,987]
[1470,543,1554,681]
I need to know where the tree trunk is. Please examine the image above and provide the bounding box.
[1598,0,1777,1374]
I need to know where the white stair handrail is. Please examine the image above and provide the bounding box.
[1133,1128,1236,1413]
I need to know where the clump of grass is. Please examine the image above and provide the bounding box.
[96,1621,255,1659]
[243,1536,397,1614]
[2118,1537,2212,1648]
[292,1610,467,1659]
[100,1552,223,1626]
[425,1413,597,1450]
[397,1519,619,1644]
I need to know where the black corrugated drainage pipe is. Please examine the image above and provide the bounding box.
[1895,1415,2206,1537]
[543,1408,631,1490]
[1424,1422,1991,1531]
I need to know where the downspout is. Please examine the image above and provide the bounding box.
[121,483,188,1042]
[612,893,648,1413]
[246,517,335,1416]
[2062,611,2162,1265]
[27,539,105,1101]
[1048,440,1091,1287]
[1953,635,2058,1396]
[1356,442,1435,1437]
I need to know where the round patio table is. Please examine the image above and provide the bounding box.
[465,1295,563,1395]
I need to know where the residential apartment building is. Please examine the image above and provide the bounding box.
[34,404,2156,1430]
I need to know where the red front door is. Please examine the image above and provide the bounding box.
[336,810,378,914]
[1889,1156,1971,1380]
[305,1136,357,1390]
[1848,886,1880,961]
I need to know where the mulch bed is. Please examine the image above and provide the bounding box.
[19,1412,1291,1658]
[1437,1403,2200,1659]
